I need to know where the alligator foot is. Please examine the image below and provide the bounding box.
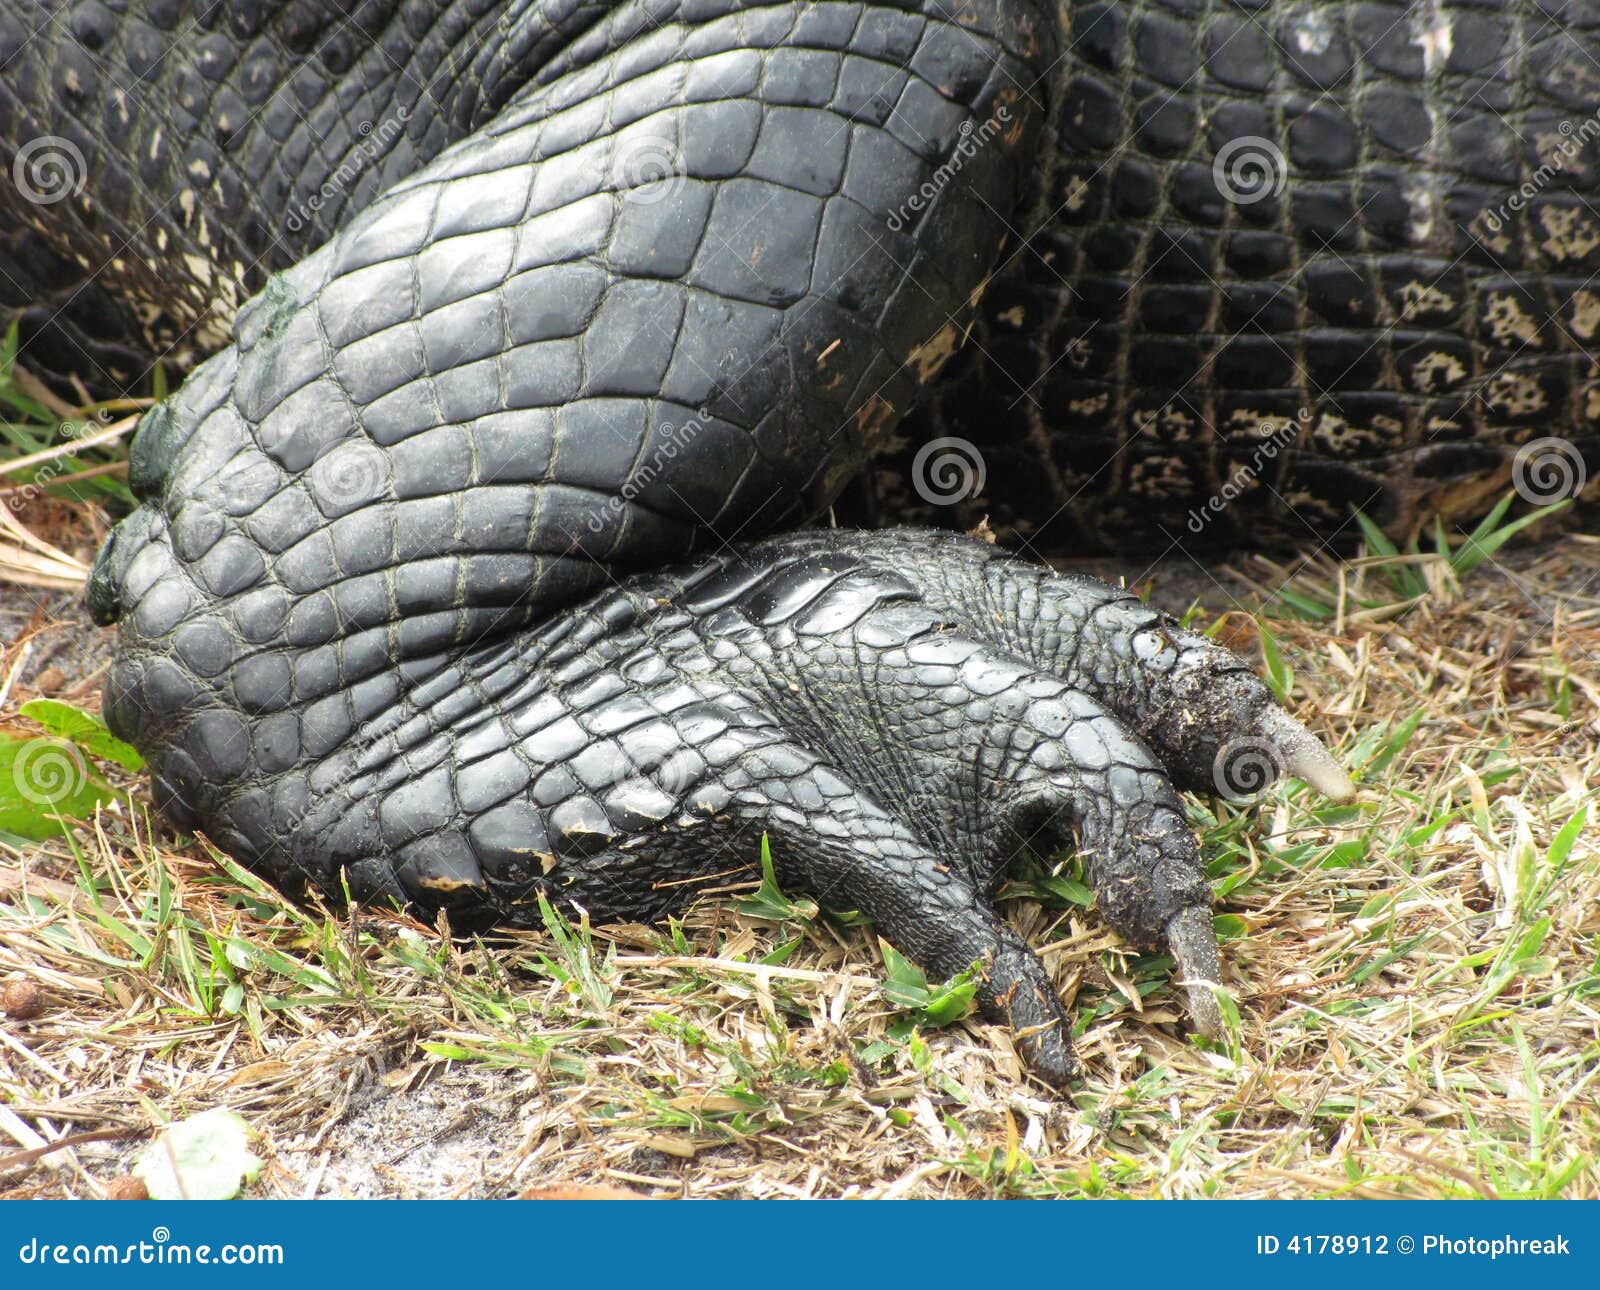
[166,528,1352,1090]
[665,528,1353,1086]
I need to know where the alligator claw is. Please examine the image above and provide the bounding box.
[1167,906,1226,1041]
[1257,706,1357,802]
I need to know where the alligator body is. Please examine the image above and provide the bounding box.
[0,0,1590,1083]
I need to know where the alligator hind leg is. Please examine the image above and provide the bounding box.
[639,528,1355,1082]
[737,696,1224,1089]
[484,529,1349,1086]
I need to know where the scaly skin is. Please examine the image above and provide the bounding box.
[31,0,1580,1085]
[6,2,1596,534]
[892,0,1600,548]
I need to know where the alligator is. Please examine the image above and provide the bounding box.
[1,0,1593,1086]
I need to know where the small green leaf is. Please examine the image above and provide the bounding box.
[1209,983,1243,1064]
[1353,508,1399,559]
[1481,917,1551,1000]
[1546,806,1587,873]
[878,940,931,1010]
[1257,620,1293,703]
[878,941,978,1028]
[1211,913,1250,941]
[918,967,978,1027]
[1039,873,1093,907]
[134,1109,262,1201]
[1270,586,1338,620]
[759,937,801,967]
[1452,496,1569,575]
[419,1041,475,1060]
[1350,931,1433,985]
[734,834,818,923]
[20,698,145,772]
[0,735,117,840]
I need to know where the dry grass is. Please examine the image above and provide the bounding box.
[0,508,1597,1199]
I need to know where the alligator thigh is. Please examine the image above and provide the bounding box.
[88,0,1053,878]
